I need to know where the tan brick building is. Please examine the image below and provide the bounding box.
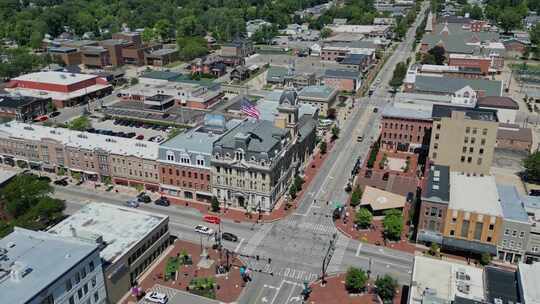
[429,105,498,175]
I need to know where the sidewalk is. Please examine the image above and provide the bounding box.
[307,273,402,304]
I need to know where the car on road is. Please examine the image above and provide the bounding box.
[144,291,168,304]
[49,111,61,118]
[53,178,68,186]
[125,199,139,208]
[357,136,363,142]
[137,192,151,203]
[195,225,214,235]
[373,107,378,113]
[222,232,238,242]
[135,134,144,140]
[203,215,221,224]
[154,196,170,206]
[33,115,48,122]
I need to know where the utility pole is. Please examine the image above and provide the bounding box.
[321,233,337,285]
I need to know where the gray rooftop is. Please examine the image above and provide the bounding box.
[382,106,432,120]
[48,203,167,264]
[0,228,98,304]
[161,129,220,155]
[213,120,288,159]
[421,23,499,54]
[496,184,530,222]
[423,165,450,204]
[298,85,337,101]
[414,75,503,97]
[324,69,360,79]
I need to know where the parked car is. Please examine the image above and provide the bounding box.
[222,232,238,242]
[126,132,136,138]
[136,134,144,140]
[53,178,68,186]
[49,111,61,118]
[406,192,414,203]
[357,136,363,142]
[144,291,168,304]
[125,199,139,208]
[137,192,151,203]
[195,225,214,235]
[373,107,378,113]
[154,196,170,206]
[203,215,221,224]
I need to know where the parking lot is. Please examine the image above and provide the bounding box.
[90,118,176,142]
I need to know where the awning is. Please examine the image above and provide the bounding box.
[442,237,497,255]
[417,230,443,244]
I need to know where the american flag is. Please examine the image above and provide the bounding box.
[240,99,261,120]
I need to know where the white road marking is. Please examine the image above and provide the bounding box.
[270,280,287,304]
[355,243,363,257]
[234,238,245,253]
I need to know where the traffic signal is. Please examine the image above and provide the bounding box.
[256,255,260,261]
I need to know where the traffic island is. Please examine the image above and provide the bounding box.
[334,204,416,254]
[123,239,245,303]
[306,272,403,304]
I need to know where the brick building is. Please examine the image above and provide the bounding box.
[448,54,503,75]
[81,46,111,68]
[496,123,533,153]
[157,115,229,202]
[5,71,112,108]
[380,106,432,152]
[417,164,450,245]
[323,69,361,92]
[0,122,160,190]
[0,95,51,122]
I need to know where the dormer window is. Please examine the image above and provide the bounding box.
[235,151,244,161]
[166,151,175,161]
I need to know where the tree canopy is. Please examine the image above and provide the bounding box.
[523,151,540,182]
[375,275,398,301]
[345,267,367,293]
[68,116,92,131]
[383,209,404,241]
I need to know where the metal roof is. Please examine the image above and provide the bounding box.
[324,69,360,79]
[496,184,530,222]
[414,75,503,97]
[423,165,450,204]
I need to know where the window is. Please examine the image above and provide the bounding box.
[435,133,440,140]
[469,147,474,153]
[510,240,515,248]
[477,158,482,165]
[479,148,484,155]
[461,156,465,162]
[94,292,99,302]
[461,220,470,237]
[65,279,72,291]
[75,273,81,284]
[78,289,83,300]
[430,207,437,216]
[504,229,510,235]
[438,209,443,217]
[512,230,517,237]
[462,146,467,153]
[482,128,488,135]
[519,231,525,238]
[433,143,438,149]
[489,224,494,230]
[450,230,455,236]
[425,208,429,216]
[472,128,477,134]
[432,152,437,159]
[533,246,539,253]
[83,283,88,294]
[487,236,492,242]
[467,157,472,163]
[436,123,441,130]
[69,296,75,304]
[91,276,96,287]
[464,137,469,143]
[474,222,483,240]
[465,127,470,133]
[481,138,486,145]
[471,137,475,144]
[502,240,507,246]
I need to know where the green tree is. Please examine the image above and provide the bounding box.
[1,175,53,218]
[480,253,492,266]
[523,151,540,182]
[355,208,372,228]
[389,62,408,91]
[345,267,367,293]
[530,24,540,46]
[375,275,398,302]
[33,197,65,223]
[320,141,327,154]
[350,186,363,207]
[130,77,139,85]
[68,116,91,131]
[211,196,220,212]
[320,28,332,39]
[154,19,173,41]
[499,9,522,33]
[469,5,483,20]
[252,24,279,44]
[428,243,440,257]
[177,36,208,60]
[383,209,404,241]
[428,45,446,65]
[141,27,156,43]
[331,125,340,140]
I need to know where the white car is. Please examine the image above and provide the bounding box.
[195,225,214,235]
[144,291,168,304]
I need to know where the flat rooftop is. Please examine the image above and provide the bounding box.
[12,71,98,86]
[449,172,502,217]
[422,165,450,204]
[382,105,432,120]
[160,128,220,155]
[409,256,485,304]
[0,228,98,304]
[48,203,167,264]
[518,262,540,304]
[298,85,337,101]
[360,186,406,211]
[0,122,158,160]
